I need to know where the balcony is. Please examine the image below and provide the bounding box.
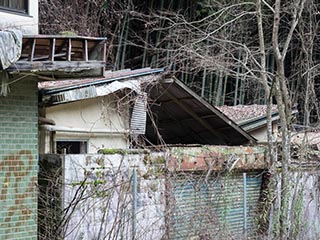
[7,35,107,78]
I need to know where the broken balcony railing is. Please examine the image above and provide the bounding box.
[7,35,107,77]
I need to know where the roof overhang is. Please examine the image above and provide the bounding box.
[145,78,256,146]
[39,68,164,106]
[239,109,298,132]
[239,112,280,132]
[40,72,256,146]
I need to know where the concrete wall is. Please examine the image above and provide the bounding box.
[39,153,166,240]
[0,77,38,239]
[269,170,320,239]
[38,145,268,239]
[45,95,130,153]
[0,0,39,34]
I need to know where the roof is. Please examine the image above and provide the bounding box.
[292,130,320,150]
[39,68,164,94]
[145,78,256,145]
[217,105,280,131]
[40,71,255,146]
[40,68,164,105]
[217,105,278,123]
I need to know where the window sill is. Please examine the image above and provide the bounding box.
[0,7,31,17]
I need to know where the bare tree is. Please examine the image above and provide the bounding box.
[38,0,320,238]
[127,1,320,238]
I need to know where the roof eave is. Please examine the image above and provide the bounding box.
[43,68,164,95]
[170,77,257,144]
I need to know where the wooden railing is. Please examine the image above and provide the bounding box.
[8,35,107,77]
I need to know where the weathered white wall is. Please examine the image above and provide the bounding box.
[0,0,38,34]
[299,172,320,238]
[63,153,165,240]
[271,170,320,239]
[248,122,278,143]
[46,95,130,152]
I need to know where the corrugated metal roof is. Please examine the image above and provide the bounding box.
[39,68,164,94]
[131,93,148,135]
[40,68,164,106]
[145,78,256,145]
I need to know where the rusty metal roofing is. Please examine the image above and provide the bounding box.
[217,105,278,123]
[292,131,320,151]
[39,68,164,94]
[145,78,256,146]
[39,68,164,105]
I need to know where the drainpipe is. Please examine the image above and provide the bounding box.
[132,167,137,240]
[243,172,247,239]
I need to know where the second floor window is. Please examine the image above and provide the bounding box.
[0,0,28,14]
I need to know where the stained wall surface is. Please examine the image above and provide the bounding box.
[45,96,130,153]
[0,77,38,239]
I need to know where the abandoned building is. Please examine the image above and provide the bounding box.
[0,1,107,239]
[1,1,320,240]
[38,69,255,154]
[38,72,270,239]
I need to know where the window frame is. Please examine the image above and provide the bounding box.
[56,140,88,154]
[0,0,29,15]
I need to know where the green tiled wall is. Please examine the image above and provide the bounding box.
[0,77,38,240]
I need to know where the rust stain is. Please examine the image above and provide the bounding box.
[245,147,254,154]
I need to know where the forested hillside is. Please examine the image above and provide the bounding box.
[39,0,319,126]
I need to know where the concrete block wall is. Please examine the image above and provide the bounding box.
[39,152,166,240]
[63,153,166,240]
[0,77,38,240]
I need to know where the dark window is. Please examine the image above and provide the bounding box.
[57,141,88,154]
[0,0,28,14]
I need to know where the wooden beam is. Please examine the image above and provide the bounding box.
[49,38,56,62]
[154,115,218,125]
[83,39,88,61]
[29,38,36,61]
[154,96,196,104]
[7,61,105,73]
[170,78,256,144]
[67,39,72,61]
[20,52,74,61]
[163,89,228,142]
